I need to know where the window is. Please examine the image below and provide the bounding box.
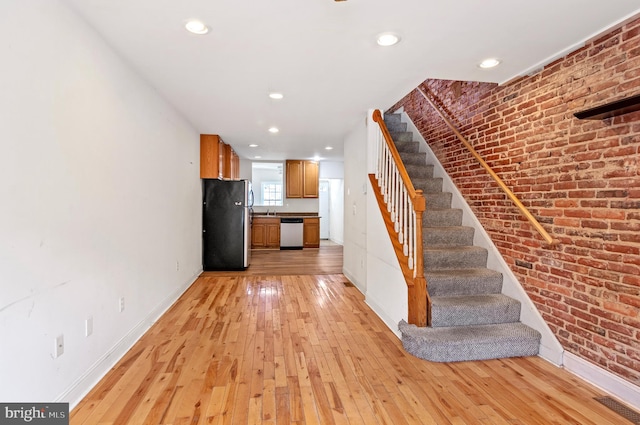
[251,162,284,206]
[262,182,282,205]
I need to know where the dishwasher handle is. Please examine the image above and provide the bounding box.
[280,217,304,223]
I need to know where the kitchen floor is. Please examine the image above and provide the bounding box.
[200,241,343,277]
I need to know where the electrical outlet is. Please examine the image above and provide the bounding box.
[85,317,93,337]
[119,297,125,313]
[54,335,64,358]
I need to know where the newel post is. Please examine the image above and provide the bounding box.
[408,191,429,327]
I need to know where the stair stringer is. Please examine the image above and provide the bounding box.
[394,107,564,366]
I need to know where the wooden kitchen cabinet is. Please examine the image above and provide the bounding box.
[286,160,304,198]
[251,217,280,249]
[303,217,320,248]
[201,134,240,180]
[286,160,318,198]
[303,161,319,198]
[221,143,240,180]
[200,134,222,179]
[231,150,240,179]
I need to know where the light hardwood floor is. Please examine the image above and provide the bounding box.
[71,244,634,424]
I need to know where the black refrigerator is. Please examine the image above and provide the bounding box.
[203,179,252,271]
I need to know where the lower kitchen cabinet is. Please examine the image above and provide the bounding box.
[303,217,320,248]
[251,217,280,249]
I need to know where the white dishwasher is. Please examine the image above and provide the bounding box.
[280,217,304,250]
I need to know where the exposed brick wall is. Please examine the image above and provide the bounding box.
[390,17,640,385]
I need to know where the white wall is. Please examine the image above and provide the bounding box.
[0,0,202,406]
[328,179,344,245]
[342,110,407,333]
[319,161,344,179]
[342,119,369,292]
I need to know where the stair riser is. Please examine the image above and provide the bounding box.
[394,141,420,153]
[398,320,541,363]
[390,132,413,142]
[426,272,503,297]
[424,227,474,246]
[406,164,433,179]
[413,177,442,193]
[424,248,488,269]
[430,298,522,327]
[401,336,540,362]
[384,115,406,133]
[425,192,452,209]
[400,152,427,166]
[424,209,462,227]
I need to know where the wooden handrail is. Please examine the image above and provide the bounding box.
[417,87,559,245]
[372,109,420,199]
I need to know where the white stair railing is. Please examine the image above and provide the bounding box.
[370,109,428,326]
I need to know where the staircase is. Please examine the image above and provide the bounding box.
[384,113,541,362]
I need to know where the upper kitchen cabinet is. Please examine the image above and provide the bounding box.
[200,134,222,179]
[286,160,303,198]
[221,143,240,180]
[286,160,318,198]
[303,160,319,198]
[200,134,240,179]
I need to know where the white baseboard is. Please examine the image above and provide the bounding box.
[58,270,202,409]
[342,268,365,294]
[364,297,401,339]
[563,351,640,409]
[329,237,344,245]
[341,268,401,338]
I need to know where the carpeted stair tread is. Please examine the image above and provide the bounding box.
[405,163,434,179]
[412,177,443,193]
[424,208,463,227]
[424,226,474,246]
[390,131,414,142]
[430,294,522,327]
[394,140,420,153]
[424,245,488,269]
[398,321,541,362]
[424,192,452,209]
[426,268,503,296]
[384,114,406,132]
[400,151,427,166]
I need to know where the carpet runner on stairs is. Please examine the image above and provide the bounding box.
[384,113,541,362]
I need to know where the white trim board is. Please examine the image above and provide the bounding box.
[365,297,402,340]
[563,352,640,410]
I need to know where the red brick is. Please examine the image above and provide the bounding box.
[592,209,626,220]
[388,18,640,385]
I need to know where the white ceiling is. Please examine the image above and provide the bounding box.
[63,0,640,162]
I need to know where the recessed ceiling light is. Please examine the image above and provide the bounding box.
[254,156,262,159]
[313,156,321,161]
[325,146,333,150]
[479,58,501,69]
[185,20,209,35]
[269,92,284,100]
[249,144,258,147]
[376,32,400,47]
[268,127,279,134]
